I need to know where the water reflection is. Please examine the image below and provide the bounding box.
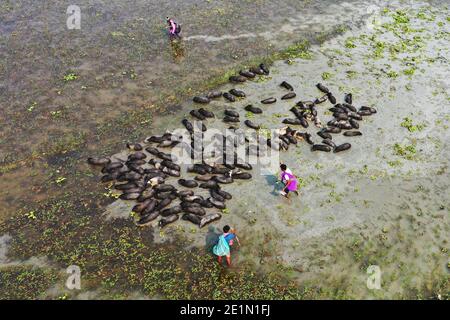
[169,37,186,62]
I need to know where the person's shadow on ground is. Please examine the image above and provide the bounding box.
[265,174,283,196]
[205,225,221,253]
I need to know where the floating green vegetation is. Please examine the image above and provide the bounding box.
[344,37,357,49]
[245,111,254,119]
[393,143,417,160]
[50,110,62,119]
[328,191,343,203]
[63,73,78,82]
[0,161,21,175]
[25,210,37,220]
[254,75,272,83]
[373,41,386,59]
[0,266,59,299]
[359,165,369,175]
[416,11,435,22]
[55,177,67,185]
[276,40,313,60]
[1,193,313,300]
[336,25,348,33]
[258,128,271,139]
[400,117,425,132]
[202,69,237,88]
[123,69,137,80]
[386,70,399,78]
[27,101,37,112]
[285,59,295,65]
[387,160,403,167]
[110,31,125,37]
[392,10,410,24]
[403,67,416,76]
[346,70,357,79]
[321,72,333,80]
[296,177,308,189]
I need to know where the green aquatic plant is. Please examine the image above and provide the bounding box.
[403,67,416,76]
[346,70,357,79]
[102,189,120,199]
[387,160,403,167]
[400,117,425,132]
[336,25,348,33]
[50,110,62,118]
[258,128,271,139]
[328,191,342,203]
[393,143,417,160]
[416,11,435,21]
[55,177,66,185]
[276,40,313,60]
[296,177,307,189]
[344,38,357,49]
[386,70,399,78]
[359,165,369,175]
[392,10,410,24]
[0,266,59,299]
[245,111,254,119]
[27,101,37,112]
[373,41,386,58]
[321,72,333,80]
[110,31,125,37]
[25,211,36,220]
[63,73,78,82]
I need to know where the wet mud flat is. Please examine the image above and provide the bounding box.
[0,2,449,299]
[98,3,450,299]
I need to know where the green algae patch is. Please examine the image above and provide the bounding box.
[400,117,425,132]
[63,73,79,82]
[393,143,417,160]
[275,40,313,60]
[0,192,307,300]
[0,266,59,300]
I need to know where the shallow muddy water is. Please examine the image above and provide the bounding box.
[0,1,449,299]
[99,2,449,298]
[0,0,402,216]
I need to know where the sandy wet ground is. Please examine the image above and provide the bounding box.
[100,2,449,298]
[0,1,448,299]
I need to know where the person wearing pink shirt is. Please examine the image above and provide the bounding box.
[279,164,299,199]
[166,17,181,37]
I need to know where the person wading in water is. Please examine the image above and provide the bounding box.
[212,225,240,267]
[166,17,181,37]
[279,164,299,200]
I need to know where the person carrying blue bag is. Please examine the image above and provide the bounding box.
[213,225,240,267]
